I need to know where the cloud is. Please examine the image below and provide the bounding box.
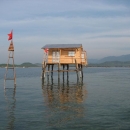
[0,0,130,63]
[0,0,129,20]
[1,15,130,37]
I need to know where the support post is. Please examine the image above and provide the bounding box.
[42,61,47,80]
[67,64,69,85]
[78,64,82,79]
[63,64,65,83]
[47,65,50,77]
[81,64,83,81]
[75,59,79,82]
[46,64,50,84]
[58,63,60,84]
[51,64,54,78]
[51,65,54,86]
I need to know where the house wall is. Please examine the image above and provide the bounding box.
[46,47,87,65]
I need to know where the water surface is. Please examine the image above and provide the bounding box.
[0,67,130,130]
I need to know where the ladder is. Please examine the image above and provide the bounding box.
[4,41,16,88]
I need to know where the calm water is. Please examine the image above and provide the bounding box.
[0,67,130,130]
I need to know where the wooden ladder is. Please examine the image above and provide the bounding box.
[4,41,16,88]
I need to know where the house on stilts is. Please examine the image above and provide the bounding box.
[41,44,88,81]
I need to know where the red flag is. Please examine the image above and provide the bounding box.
[8,30,13,40]
[44,48,49,53]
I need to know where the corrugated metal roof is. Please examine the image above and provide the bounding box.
[41,44,82,49]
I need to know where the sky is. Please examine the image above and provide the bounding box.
[0,0,130,64]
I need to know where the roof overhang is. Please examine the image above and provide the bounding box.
[41,44,82,49]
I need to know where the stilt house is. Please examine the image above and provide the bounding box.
[41,44,87,81]
[41,44,87,66]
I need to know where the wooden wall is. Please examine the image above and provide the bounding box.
[46,47,87,65]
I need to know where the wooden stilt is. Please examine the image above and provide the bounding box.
[75,59,79,82]
[47,65,50,77]
[42,61,47,80]
[47,74,49,85]
[51,64,54,78]
[81,64,83,81]
[79,64,82,79]
[67,64,69,85]
[58,63,60,84]
[46,64,49,85]
[51,67,53,87]
[51,76,53,85]
[67,64,69,78]
[42,62,44,79]
[63,64,65,83]
[42,50,46,79]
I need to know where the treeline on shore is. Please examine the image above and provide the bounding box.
[88,61,130,67]
[0,61,130,68]
[0,62,41,68]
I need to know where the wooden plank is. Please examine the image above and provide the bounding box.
[44,69,77,73]
[46,47,86,64]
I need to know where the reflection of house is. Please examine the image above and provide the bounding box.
[42,83,87,126]
[42,83,87,105]
[41,44,88,79]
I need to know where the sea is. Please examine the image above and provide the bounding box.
[0,67,130,130]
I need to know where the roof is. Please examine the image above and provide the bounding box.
[41,44,82,49]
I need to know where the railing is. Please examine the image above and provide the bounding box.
[43,57,87,65]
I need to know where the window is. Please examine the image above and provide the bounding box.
[52,51,60,62]
[68,51,75,56]
[81,53,85,62]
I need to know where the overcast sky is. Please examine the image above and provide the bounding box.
[0,0,130,64]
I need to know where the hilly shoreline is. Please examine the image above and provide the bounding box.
[0,62,41,68]
[1,54,130,68]
[0,61,130,68]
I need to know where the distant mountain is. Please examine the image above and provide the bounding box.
[88,61,130,67]
[20,62,38,67]
[88,59,98,63]
[34,63,42,67]
[88,54,130,63]
[0,62,39,67]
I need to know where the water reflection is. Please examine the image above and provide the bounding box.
[4,86,16,130]
[42,78,87,127]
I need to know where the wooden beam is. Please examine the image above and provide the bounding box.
[58,63,60,83]
[75,59,79,82]
[81,64,83,81]
[44,69,77,73]
[47,64,50,77]
[51,64,54,77]
[67,64,69,82]
[42,61,47,79]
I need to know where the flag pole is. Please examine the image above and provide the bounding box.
[12,29,13,43]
